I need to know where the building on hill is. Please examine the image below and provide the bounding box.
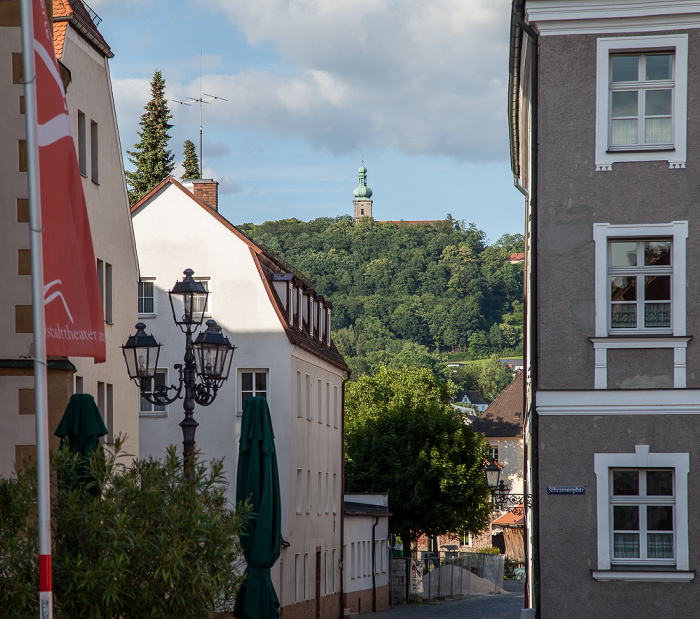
[511,1,700,616]
[131,176,349,617]
[0,0,139,477]
[353,163,373,221]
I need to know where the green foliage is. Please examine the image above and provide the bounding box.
[478,546,503,555]
[239,216,523,376]
[0,438,249,618]
[126,70,175,205]
[181,139,200,180]
[345,367,492,550]
[477,355,514,401]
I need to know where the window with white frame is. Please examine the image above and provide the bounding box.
[610,468,674,564]
[239,369,268,414]
[139,369,168,415]
[593,445,692,581]
[596,35,688,171]
[609,53,674,149]
[138,279,155,315]
[593,222,687,337]
[488,445,499,463]
[608,239,672,331]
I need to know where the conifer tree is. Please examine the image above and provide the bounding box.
[125,70,175,205]
[181,139,200,179]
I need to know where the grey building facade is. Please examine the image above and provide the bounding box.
[509,1,700,617]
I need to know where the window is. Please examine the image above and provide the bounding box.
[333,473,337,514]
[139,369,168,415]
[306,374,311,421]
[294,554,300,602]
[610,469,674,564]
[78,111,86,176]
[90,120,98,184]
[106,383,113,443]
[105,263,112,324]
[333,385,338,428]
[331,549,336,592]
[609,53,673,149]
[296,469,303,514]
[350,543,355,580]
[96,260,112,323]
[317,472,322,515]
[489,445,499,463]
[74,375,83,394]
[303,553,309,600]
[326,383,330,426]
[609,239,671,331]
[596,35,688,171]
[297,371,302,418]
[324,550,328,594]
[193,278,209,315]
[306,470,311,513]
[317,379,322,424]
[592,222,689,389]
[325,472,329,513]
[97,381,105,442]
[138,279,155,315]
[239,369,268,414]
[593,445,692,581]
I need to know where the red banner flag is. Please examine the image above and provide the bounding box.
[33,0,106,362]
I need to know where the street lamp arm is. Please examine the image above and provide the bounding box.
[138,363,185,406]
[192,381,219,407]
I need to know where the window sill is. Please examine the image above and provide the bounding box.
[607,146,675,154]
[592,569,694,582]
[139,412,168,418]
[590,336,690,349]
[138,313,156,319]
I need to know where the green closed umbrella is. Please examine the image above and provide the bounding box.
[54,393,108,497]
[234,396,282,619]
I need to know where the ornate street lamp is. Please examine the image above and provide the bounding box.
[122,269,235,472]
[484,458,533,511]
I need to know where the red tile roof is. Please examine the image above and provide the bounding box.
[492,506,525,527]
[52,0,112,59]
[52,20,68,59]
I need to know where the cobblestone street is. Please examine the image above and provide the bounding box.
[366,581,525,619]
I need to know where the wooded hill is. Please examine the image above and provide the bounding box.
[238,215,524,378]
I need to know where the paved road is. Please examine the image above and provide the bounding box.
[365,582,525,619]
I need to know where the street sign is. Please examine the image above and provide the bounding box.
[547,486,585,495]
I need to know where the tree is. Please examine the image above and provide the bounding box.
[125,70,175,205]
[345,366,491,550]
[181,139,200,179]
[478,354,514,401]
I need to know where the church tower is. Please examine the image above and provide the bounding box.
[352,163,373,222]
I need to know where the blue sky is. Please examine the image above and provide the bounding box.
[91,0,525,244]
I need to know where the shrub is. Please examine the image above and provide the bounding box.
[0,438,249,618]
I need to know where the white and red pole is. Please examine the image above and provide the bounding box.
[20,0,53,616]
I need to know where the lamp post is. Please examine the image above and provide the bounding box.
[122,269,235,472]
[485,458,533,513]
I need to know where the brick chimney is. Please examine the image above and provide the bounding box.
[189,179,219,211]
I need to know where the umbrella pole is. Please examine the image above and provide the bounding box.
[21,0,53,615]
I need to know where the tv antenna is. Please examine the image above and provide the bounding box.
[173,93,227,178]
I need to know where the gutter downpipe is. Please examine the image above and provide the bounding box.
[339,370,350,619]
[520,12,540,619]
[371,516,379,612]
[509,1,539,616]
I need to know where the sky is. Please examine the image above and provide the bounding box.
[91,0,525,244]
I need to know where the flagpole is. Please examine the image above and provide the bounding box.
[20,0,53,617]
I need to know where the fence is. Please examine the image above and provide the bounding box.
[390,551,506,604]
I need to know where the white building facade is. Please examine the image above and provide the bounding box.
[131,177,348,619]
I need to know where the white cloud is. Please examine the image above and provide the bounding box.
[185,0,512,161]
[111,0,512,168]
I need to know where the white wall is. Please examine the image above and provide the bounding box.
[61,26,140,457]
[132,183,346,609]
